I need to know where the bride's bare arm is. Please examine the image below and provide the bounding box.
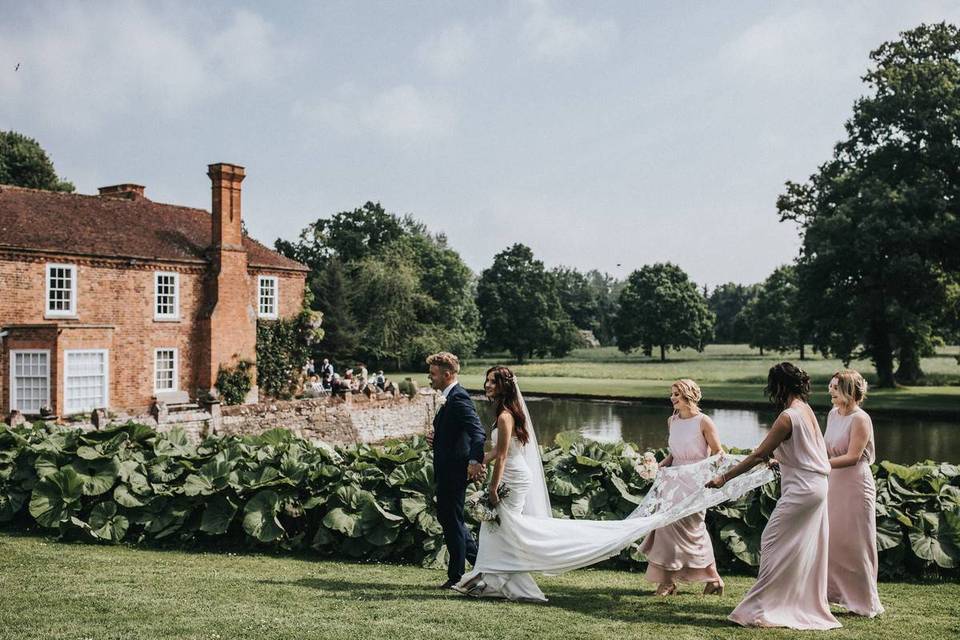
[488,412,514,505]
[705,412,792,488]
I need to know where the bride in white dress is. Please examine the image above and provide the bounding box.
[454,366,775,602]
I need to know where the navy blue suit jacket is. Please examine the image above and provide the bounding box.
[432,383,485,475]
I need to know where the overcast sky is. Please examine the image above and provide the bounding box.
[2,1,957,287]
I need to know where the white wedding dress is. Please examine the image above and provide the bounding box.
[456,389,775,602]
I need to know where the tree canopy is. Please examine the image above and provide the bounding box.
[0,131,74,192]
[614,263,714,361]
[778,23,960,386]
[277,202,479,369]
[477,244,578,361]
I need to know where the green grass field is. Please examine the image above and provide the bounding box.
[397,345,960,415]
[1,532,957,640]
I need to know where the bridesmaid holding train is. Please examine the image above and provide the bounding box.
[825,369,885,617]
[706,362,840,630]
[640,379,725,596]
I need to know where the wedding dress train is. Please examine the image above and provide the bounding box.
[457,404,775,602]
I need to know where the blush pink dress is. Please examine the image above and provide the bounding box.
[729,406,841,630]
[639,413,722,585]
[825,407,884,617]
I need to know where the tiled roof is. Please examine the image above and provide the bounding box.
[0,185,308,272]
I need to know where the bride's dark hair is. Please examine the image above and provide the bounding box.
[485,365,529,445]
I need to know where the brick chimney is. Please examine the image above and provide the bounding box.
[208,163,244,248]
[201,162,258,404]
[98,184,145,200]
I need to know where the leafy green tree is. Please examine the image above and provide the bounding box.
[350,248,427,368]
[778,23,960,386]
[614,263,714,361]
[742,266,805,358]
[311,258,359,365]
[477,244,579,361]
[0,131,74,192]
[552,266,600,332]
[277,204,480,368]
[708,283,760,344]
[586,270,623,346]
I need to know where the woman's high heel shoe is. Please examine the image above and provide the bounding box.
[703,581,724,596]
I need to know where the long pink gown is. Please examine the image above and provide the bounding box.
[729,406,841,630]
[639,414,722,584]
[825,407,884,617]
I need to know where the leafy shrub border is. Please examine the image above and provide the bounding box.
[0,423,957,579]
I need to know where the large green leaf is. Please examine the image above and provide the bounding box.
[89,502,129,543]
[0,487,29,522]
[876,516,903,551]
[69,457,120,496]
[322,507,361,538]
[113,484,147,508]
[719,520,762,566]
[154,428,195,458]
[908,511,960,568]
[242,490,286,542]
[28,467,84,527]
[201,495,239,535]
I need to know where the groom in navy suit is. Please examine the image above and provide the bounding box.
[426,352,486,589]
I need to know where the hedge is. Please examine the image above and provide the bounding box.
[1,422,957,579]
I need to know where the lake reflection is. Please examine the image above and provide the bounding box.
[475,396,958,463]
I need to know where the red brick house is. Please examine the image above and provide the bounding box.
[0,163,308,418]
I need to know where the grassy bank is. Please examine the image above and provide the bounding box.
[396,345,960,416]
[1,532,958,640]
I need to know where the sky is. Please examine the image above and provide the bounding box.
[2,1,958,288]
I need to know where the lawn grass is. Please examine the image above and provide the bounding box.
[1,532,958,640]
[395,345,960,416]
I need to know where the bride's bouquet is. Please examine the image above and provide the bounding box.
[466,484,512,526]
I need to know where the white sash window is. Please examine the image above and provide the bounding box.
[64,350,109,414]
[10,350,50,414]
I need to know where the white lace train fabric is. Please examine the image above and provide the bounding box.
[458,384,775,601]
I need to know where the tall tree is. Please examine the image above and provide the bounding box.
[742,266,805,358]
[614,263,714,361]
[778,23,960,386]
[552,266,600,332]
[477,244,578,361]
[586,270,623,346]
[0,131,74,192]
[311,257,358,365]
[277,203,479,369]
[709,283,761,344]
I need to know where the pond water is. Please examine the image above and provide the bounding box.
[475,396,959,463]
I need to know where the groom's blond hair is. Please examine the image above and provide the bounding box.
[426,351,460,374]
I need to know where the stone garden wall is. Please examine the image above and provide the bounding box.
[6,390,438,445]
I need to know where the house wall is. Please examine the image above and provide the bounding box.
[0,253,306,416]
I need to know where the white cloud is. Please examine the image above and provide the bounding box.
[519,0,618,61]
[417,24,475,79]
[293,84,456,138]
[0,3,286,131]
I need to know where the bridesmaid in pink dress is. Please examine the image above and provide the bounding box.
[825,369,884,617]
[707,362,840,630]
[640,379,725,596]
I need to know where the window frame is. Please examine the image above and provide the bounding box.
[63,348,110,415]
[258,275,279,319]
[153,347,179,393]
[45,263,78,318]
[9,349,51,415]
[154,271,180,321]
